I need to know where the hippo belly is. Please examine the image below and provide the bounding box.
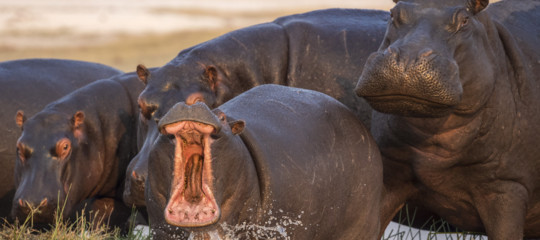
[0,58,122,219]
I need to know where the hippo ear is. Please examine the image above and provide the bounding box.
[204,66,231,106]
[229,120,245,135]
[204,66,219,92]
[467,0,489,14]
[136,64,150,85]
[15,110,26,129]
[71,111,85,129]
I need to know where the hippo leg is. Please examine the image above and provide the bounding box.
[473,184,527,239]
[76,197,132,232]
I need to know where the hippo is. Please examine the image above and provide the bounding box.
[12,71,144,228]
[124,7,389,209]
[0,58,122,220]
[355,0,540,238]
[145,84,383,239]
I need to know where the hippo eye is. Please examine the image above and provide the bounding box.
[453,9,470,32]
[166,134,177,144]
[55,138,71,160]
[460,16,469,28]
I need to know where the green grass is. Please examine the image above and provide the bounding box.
[0,209,150,240]
[0,189,149,240]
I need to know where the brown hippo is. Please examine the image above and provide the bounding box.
[0,58,122,220]
[146,85,383,239]
[124,7,389,209]
[355,0,540,238]
[13,71,143,228]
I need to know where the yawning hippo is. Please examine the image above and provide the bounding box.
[0,58,122,220]
[13,71,143,227]
[146,85,383,239]
[124,7,389,208]
[355,0,540,238]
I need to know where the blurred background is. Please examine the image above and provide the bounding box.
[0,0,394,72]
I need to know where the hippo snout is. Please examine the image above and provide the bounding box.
[123,168,147,207]
[11,197,58,224]
[355,46,462,117]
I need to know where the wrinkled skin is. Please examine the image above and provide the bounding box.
[146,85,383,239]
[124,7,388,209]
[0,59,122,220]
[355,0,540,238]
[13,72,143,228]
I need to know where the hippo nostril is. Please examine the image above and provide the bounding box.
[419,48,434,58]
[386,46,399,56]
[131,170,146,184]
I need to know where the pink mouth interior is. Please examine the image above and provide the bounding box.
[163,121,220,227]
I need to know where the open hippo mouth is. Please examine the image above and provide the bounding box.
[162,120,220,227]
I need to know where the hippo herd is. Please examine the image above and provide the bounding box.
[1,0,539,239]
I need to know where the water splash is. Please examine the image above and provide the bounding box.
[188,230,222,240]
[187,210,304,240]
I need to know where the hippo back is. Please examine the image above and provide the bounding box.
[274,8,389,125]
[0,58,122,219]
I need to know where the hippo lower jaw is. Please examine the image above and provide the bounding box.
[163,121,220,228]
[362,94,457,117]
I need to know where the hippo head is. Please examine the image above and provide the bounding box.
[157,102,245,228]
[12,110,97,224]
[355,0,494,117]
[136,62,232,123]
[129,63,232,208]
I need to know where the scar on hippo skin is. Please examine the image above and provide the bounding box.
[137,64,151,85]
[15,110,26,129]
